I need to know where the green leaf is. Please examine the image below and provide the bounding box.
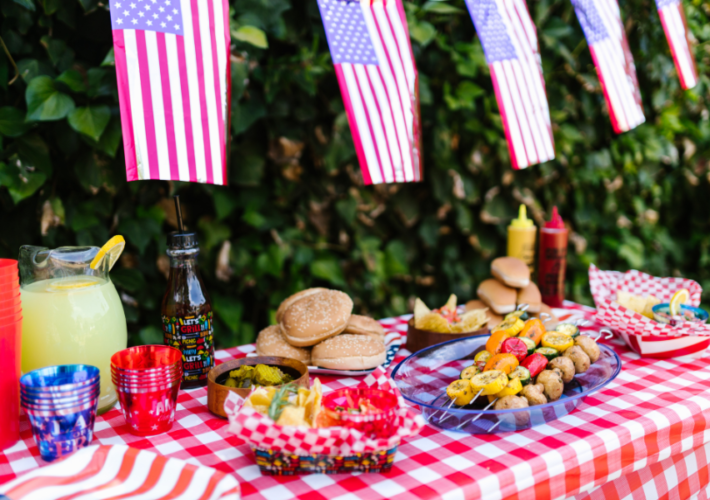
[409,20,437,46]
[139,326,163,344]
[40,36,74,71]
[310,257,346,287]
[232,26,268,49]
[68,105,110,141]
[213,188,239,220]
[197,218,231,251]
[0,160,46,204]
[0,107,31,137]
[26,76,75,121]
[111,268,147,293]
[17,59,55,82]
[212,294,243,335]
[101,48,115,67]
[17,134,52,174]
[421,1,463,14]
[56,69,86,93]
[232,96,266,135]
[96,116,122,158]
[12,0,35,10]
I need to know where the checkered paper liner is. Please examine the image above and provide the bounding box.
[589,265,709,338]
[224,367,425,457]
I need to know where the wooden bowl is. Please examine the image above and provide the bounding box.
[406,319,489,354]
[207,356,309,418]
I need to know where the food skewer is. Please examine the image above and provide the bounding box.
[455,397,498,430]
[487,420,501,433]
[438,389,483,424]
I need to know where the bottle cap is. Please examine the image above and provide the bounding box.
[544,206,565,229]
[167,232,199,250]
[510,204,534,228]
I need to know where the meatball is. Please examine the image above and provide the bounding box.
[537,369,564,401]
[564,345,591,374]
[574,336,601,363]
[548,356,575,383]
[522,383,547,406]
[494,395,529,410]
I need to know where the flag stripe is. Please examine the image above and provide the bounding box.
[134,30,160,180]
[334,65,373,185]
[367,66,404,182]
[491,63,526,168]
[205,0,226,185]
[107,456,173,500]
[341,64,384,184]
[179,0,208,183]
[144,31,173,180]
[589,44,622,133]
[112,30,138,181]
[191,0,216,185]
[502,59,538,165]
[124,30,151,180]
[212,0,229,182]
[156,33,181,181]
[660,4,697,89]
[164,34,192,182]
[172,467,216,500]
[69,447,145,500]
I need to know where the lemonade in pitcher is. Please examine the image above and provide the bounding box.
[19,239,127,413]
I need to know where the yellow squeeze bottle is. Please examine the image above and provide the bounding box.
[507,205,537,274]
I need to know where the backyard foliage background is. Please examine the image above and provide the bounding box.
[1,0,710,347]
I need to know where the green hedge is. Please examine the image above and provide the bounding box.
[1,0,710,348]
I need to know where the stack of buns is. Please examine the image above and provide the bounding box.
[256,288,387,370]
[466,257,557,329]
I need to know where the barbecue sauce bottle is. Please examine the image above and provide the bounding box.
[161,199,214,389]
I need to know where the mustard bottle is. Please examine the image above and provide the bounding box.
[507,205,536,275]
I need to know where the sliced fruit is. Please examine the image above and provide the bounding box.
[669,288,690,316]
[495,377,523,397]
[483,353,519,374]
[49,277,101,290]
[90,235,125,271]
[541,332,574,352]
[519,337,536,356]
[470,370,508,396]
[555,323,580,338]
[535,346,560,361]
[447,379,475,406]
[509,366,531,386]
[460,365,479,380]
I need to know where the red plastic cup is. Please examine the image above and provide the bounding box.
[321,389,399,439]
[114,378,180,436]
[111,345,182,371]
[0,259,18,278]
[0,290,20,305]
[0,302,21,318]
[0,317,21,451]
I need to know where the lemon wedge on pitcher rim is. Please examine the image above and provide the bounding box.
[90,235,125,271]
[49,276,101,290]
[669,289,690,316]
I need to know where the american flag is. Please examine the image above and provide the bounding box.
[0,445,240,499]
[656,0,697,89]
[109,0,230,185]
[466,0,555,170]
[571,0,645,133]
[317,0,422,184]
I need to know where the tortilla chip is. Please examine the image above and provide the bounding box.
[413,298,431,322]
[416,312,451,333]
[276,406,307,426]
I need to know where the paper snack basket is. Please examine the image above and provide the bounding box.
[225,367,424,475]
[589,265,710,358]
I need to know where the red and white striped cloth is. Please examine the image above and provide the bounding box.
[656,0,698,89]
[465,0,555,170]
[110,0,230,185]
[317,0,422,185]
[571,0,645,133]
[0,445,240,499]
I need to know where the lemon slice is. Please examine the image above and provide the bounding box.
[90,235,125,271]
[669,288,690,316]
[50,277,101,290]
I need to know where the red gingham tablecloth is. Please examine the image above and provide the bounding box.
[3,302,710,500]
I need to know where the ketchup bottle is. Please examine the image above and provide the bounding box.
[161,197,214,389]
[537,207,568,308]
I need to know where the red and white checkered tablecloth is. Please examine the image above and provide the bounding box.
[3,302,710,500]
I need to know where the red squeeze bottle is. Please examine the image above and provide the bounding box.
[537,207,569,308]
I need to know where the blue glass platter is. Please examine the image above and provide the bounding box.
[391,335,622,434]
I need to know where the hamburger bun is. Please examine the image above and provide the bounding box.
[491,257,530,288]
[517,282,542,313]
[276,288,328,323]
[343,314,385,341]
[280,290,353,347]
[477,279,517,315]
[465,299,503,329]
[255,325,311,364]
[311,334,386,370]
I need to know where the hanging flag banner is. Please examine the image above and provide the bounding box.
[317,0,422,184]
[465,0,555,170]
[109,0,230,185]
[656,0,697,89]
[571,0,645,133]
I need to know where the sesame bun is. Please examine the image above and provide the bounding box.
[477,279,517,315]
[311,334,386,370]
[280,290,354,347]
[465,299,503,329]
[276,288,328,323]
[343,315,385,341]
[517,282,542,313]
[491,257,530,288]
[255,325,311,364]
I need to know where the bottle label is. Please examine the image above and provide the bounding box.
[162,312,215,383]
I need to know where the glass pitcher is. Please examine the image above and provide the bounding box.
[19,246,127,414]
